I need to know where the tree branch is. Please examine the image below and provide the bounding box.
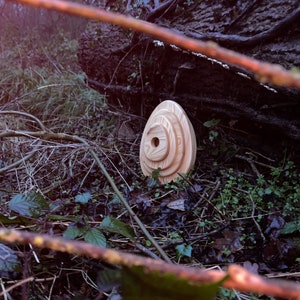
[0,229,299,299]
[8,0,300,89]
[187,7,300,47]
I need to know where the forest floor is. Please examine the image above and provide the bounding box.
[0,25,300,300]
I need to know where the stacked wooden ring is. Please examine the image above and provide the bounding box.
[140,100,197,184]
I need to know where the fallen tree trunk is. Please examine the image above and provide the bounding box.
[77,0,300,140]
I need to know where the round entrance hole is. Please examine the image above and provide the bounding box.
[151,137,160,147]
[140,100,197,184]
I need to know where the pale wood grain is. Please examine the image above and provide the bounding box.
[140,100,197,184]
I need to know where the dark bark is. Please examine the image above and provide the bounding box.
[77,0,300,140]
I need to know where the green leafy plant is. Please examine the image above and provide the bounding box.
[8,191,50,218]
[203,118,220,143]
[75,192,92,204]
[100,216,135,240]
[0,243,21,278]
[281,219,300,234]
[216,161,300,219]
[63,215,136,247]
[175,243,193,260]
[63,216,107,247]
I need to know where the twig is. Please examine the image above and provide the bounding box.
[0,129,171,263]
[266,272,300,279]
[249,193,266,243]
[0,110,48,174]
[98,146,131,190]
[0,110,48,131]
[0,277,34,298]
[188,7,300,47]
[130,242,162,260]
[0,229,300,299]
[178,174,225,219]
[236,154,275,170]
[0,150,38,174]
[8,0,300,89]
[146,0,178,22]
[235,154,260,177]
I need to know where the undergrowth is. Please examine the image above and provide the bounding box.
[217,161,300,219]
[0,19,299,300]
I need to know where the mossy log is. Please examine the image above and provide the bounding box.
[77,0,300,140]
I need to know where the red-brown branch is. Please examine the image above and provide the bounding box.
[9,0,300,89]
[0,229,300,299]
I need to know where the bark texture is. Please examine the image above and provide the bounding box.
[77,0,300,140]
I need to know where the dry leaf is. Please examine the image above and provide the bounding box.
[167,199,185,211]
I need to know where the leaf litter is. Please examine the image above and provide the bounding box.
[0,23,300,299]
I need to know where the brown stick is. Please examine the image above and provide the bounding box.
[9,0,300,89]
[0,228,300,299]
[0,276,34,297]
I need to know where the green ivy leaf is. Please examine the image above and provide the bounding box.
[75,192,92,204]
[63,223,87,239]
[203,119,220,128]
[0,243,21,278]
[209,130,219,142]
[122,266,225,300]
[281,219,300,234]
[108,194,122,205]
[264,187,272,195]
[8,191,49,218]
[151,168,162,181]
[175,244,192,259]
[84,227,106,247]
[100,216,135,239]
